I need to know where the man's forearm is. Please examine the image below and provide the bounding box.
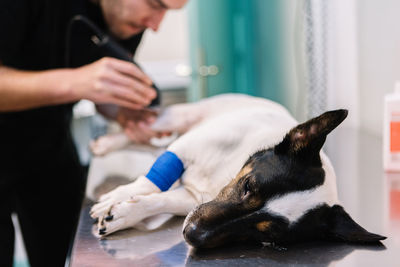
[0,57,156,112]
[0,66,78,111]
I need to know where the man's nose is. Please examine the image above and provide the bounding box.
[144,10,167,31]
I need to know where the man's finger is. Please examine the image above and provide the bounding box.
[105,97,143,110]
[124,125,149,143]
[109,59,153,86]
[108,68,156,100]
[106,82,151,106]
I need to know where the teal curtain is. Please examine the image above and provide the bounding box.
[187,0,295,111]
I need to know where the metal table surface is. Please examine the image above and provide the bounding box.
[68,128,400,266]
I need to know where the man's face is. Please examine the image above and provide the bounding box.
[100,0,187,39]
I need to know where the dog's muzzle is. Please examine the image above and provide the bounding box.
[183,222,211,248]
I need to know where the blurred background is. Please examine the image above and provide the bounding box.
[70,0,400,164]
[134,0,400,136]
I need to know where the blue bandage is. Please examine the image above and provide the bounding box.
[146,151,184,191]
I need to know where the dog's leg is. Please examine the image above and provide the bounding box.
[97,186,198,236]
[90,133,131,156]
[90,175,161,219]
[151,103,205,134]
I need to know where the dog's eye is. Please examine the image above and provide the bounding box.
[243,179,251,197]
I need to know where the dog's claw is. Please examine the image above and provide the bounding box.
[99,228,107,235]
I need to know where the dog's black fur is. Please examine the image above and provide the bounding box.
[183,110,386,248]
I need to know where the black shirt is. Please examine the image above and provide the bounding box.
[0,0,143,163]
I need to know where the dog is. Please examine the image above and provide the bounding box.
[90,94,386,248]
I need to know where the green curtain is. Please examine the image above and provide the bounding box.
[187,0,298,113]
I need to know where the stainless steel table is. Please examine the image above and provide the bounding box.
[68,128,400,266]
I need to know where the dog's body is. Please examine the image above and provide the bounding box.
[91,94,385,248]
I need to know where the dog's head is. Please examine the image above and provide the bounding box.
[183,109,386,248]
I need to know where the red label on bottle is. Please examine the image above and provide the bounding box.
[390,121,400,152]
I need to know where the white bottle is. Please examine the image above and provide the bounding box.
[383,81,400,171]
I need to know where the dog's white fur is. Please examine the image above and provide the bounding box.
[90,94,339,235]
[263,153,338,224]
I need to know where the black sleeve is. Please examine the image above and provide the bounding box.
[119,31,144,56]
[0,0,30,66]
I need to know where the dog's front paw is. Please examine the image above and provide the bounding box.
[97,196,147,236]
[90,176,160,220]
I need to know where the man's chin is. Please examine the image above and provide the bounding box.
[112,27,145,40]
[124,26,145,38]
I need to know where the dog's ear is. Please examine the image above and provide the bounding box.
[275,109,348,160]
[327,205,386,243]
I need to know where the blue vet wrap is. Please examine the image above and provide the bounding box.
[146,151,184,191]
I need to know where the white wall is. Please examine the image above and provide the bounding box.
[327,0,359,129]
[134,0,400,138]
[284,0,360,126]
[135,7,189,63]
[326,0,400,136]
[134,7,190,92]
[358,0,400,136]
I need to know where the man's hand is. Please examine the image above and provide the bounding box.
[71,57,156,109]
[0,58,155,111]
[117,107,171,144]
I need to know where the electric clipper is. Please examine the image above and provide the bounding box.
[69,15,161,108]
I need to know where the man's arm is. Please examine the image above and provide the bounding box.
[0,66,78,111]
[0,57,156,112]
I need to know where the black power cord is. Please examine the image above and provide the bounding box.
[65,15,160,107]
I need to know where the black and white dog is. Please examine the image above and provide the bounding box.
[90,94,386,248]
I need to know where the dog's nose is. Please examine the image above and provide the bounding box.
[183,222,209,248]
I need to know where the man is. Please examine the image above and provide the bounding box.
[0,0,187,266]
